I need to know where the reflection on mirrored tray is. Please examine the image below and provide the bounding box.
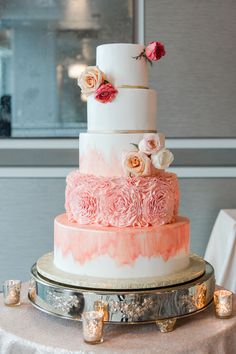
[0,0,134,138]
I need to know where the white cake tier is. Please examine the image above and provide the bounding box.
[87,88,157,132]
[54,214,190,279]
[79,132,165,177]
[97,43,148,87]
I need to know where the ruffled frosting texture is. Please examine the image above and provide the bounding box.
[65,171,179,227]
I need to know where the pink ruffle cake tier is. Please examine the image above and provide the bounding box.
[65,170,179,227]
[54,214,190,279]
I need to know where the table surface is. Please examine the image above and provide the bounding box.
[0,283,236,354]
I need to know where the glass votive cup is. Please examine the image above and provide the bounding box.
[2,280,21,306]
[93,300,109,321]
[82,311,104,344]
[214,289,233,318]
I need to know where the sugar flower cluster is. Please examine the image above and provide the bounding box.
[78,66,118,103]
[122,134,174,177]
[65,171,179,227]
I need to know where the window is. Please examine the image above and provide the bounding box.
[0,0,134,137]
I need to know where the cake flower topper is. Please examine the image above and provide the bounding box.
[122,133,174,177]
[133,41,166,65]
[77,66,118,103]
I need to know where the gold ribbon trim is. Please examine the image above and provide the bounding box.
[117,85,149,89]
[87,130,157,134]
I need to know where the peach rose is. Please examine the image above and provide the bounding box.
[138,134,163,155]
[122,151,151,177]
[77,66,104,96]
[151,148,174,170]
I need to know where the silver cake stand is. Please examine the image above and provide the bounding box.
[28,253,215,332]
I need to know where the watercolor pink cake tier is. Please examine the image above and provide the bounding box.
[53,42,191,280]
[54,214,190,279]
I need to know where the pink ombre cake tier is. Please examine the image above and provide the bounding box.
[54,214,190,279]
[65,171,179,227]
[79,132,166,177]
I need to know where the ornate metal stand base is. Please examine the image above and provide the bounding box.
[28,256,215,329]
[156,318,177,332]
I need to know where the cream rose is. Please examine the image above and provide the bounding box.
[77,66,104,96]
[151,148,174,170]
[122,151,151,177]
[138,134,163,155]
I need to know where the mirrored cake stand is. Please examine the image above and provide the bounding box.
[28,253,215,332]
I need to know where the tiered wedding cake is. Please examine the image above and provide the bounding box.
[54,43,190,280]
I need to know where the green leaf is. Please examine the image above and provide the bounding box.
[130,143,139,150]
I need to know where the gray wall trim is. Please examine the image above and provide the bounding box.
[0,139,235,168]
[1,138,236,149]
[0,149,78,166]
[172,149,236,167]
[1,167,236,178]
[0,167,73,178]
[167,139,236,149]
[0,148,234,167]
[0,139,79,149]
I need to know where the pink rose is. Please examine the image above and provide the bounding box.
[95,83,118,103]
[99,179,142,227]
[145,41,166,61]
[122,151,151,177]
[94,177,112,194]
[69,186,98,225]
[142,181,175,225]
[138,134,163,155]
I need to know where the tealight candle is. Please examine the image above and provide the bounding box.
[214,289,233,318]
[3,280,21,306]
[82,311,104,344]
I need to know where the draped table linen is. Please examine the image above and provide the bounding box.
[205,209,236,293]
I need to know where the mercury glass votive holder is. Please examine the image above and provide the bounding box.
[3,280,21,306]
[93,300,109,321]
[82,311,104,344]
[214,289,233,318]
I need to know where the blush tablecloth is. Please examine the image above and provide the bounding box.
[204,209,236,293]
[0,283,236,354]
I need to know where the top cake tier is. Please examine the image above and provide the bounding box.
[97,43,148,87]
